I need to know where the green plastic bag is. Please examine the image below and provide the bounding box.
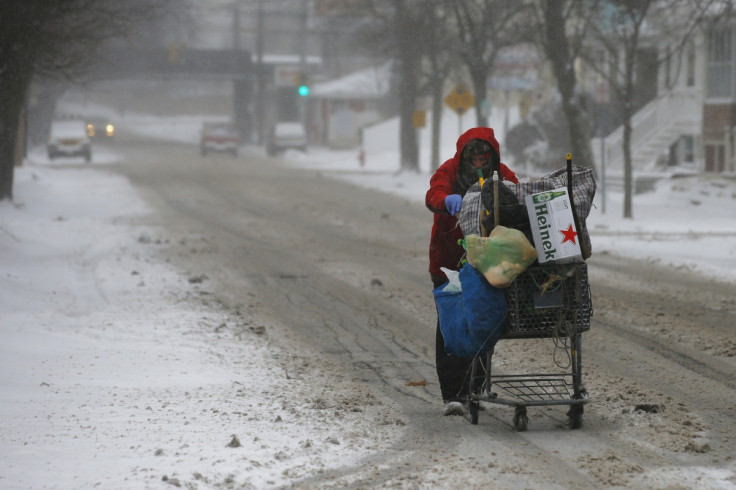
[463,226,538,288]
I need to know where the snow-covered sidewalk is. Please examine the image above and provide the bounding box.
[0,162,402,489]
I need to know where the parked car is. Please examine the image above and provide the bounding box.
[267,122,307,156]
[200,122,239,156]
[47,120,91,162]
[85,118,115,140]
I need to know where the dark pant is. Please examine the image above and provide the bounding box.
[433,277,473,402]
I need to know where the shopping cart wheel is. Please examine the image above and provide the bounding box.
[469,400,480,425]
[513,406,528,431]
[568,404,583,429]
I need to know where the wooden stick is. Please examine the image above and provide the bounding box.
[493,171,499,228]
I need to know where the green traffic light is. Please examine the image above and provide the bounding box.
[298,85,309,97]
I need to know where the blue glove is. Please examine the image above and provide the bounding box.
[444,194,462,216]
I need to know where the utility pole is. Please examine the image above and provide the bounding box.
[232,0,251,141]
[232,0,240,53]
[256,0,265,145]
[299,0,308,129]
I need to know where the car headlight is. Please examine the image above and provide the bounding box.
[106,124,114,137]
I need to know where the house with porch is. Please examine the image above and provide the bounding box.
[595,18,736,183]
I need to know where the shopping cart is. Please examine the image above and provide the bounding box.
[464,261,593,429]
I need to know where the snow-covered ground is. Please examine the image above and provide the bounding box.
[1,149,409,489]
[1,103,735,488]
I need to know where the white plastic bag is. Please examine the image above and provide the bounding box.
[440,267,462,292]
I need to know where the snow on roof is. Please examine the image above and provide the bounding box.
[310,63,392,100]
[251,54,322,65]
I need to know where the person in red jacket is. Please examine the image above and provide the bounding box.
[425,127,519,415]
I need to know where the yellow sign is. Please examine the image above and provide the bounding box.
[444,85,475,115]
[412,110,426,128]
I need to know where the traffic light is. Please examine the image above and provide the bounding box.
[297,72,309,97]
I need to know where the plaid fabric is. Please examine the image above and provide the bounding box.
[459,182,483,236]
[458,166,596,254]
[509,166,596,219]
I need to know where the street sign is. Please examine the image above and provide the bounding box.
[412,109,426,128]
[274,65,301,86]
[444,85,475,115]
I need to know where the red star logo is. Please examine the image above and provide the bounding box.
[560,224,578,244]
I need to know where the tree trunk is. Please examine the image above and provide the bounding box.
[398,46,420,172]
[430,76,443,172]
[542,2,596,174]
[621,30,641,220]
[622,70,636,219]
[15,105,27,168]
[562,95,595,173]
[470,66,488,128]
[622,116,633,218]
[0,59,33,201]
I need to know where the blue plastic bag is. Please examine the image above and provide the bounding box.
[433,264,508,358]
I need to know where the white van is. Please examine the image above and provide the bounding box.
[47,120,91,162]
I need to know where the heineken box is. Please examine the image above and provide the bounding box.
[524,187,582,264]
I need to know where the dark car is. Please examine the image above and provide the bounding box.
[200,122,240,156]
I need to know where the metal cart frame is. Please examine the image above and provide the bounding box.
[464,261,593,430]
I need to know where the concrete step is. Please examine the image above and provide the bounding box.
[602,174,660,194]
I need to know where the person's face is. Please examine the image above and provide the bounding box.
[471,153,489,168]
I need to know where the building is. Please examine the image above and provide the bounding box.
[308,63,392,148]
[179,0,382,144]
[591,10,736,180]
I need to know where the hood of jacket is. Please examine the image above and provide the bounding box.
[454,127,501,160]
[454,127,505,193]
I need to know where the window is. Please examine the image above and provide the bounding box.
[670,135,696,167]
[682,135,695,163]
[707,28,733,98]
[705,143,725,172]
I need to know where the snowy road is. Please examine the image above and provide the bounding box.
[5,133,736,489]
[23,135,733,488]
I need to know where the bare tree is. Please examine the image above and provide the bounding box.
[357,0,437,172]
[449,0,532,128]
[419,1,458,172]
[393,0,423,172]
[0,0,173,201]
[535,0,596,175]
[587,0,653,219]
[580,0,718,218]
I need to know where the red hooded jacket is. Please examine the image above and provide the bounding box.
[425,127,518,283]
